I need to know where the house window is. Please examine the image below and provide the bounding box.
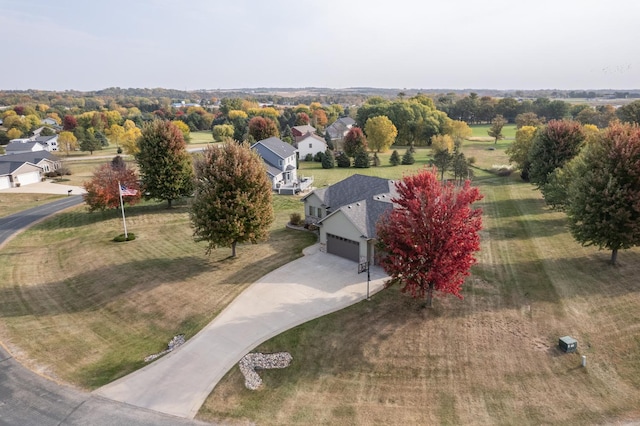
[308,205,314,216]
[309,143,313,148]
[278,159,283,166]
[317,209,322,219]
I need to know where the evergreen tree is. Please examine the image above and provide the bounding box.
[401,149,415,165]
[136,120,194,208]
[389,150,401,166]
[354,148,371,168]
[336,151,351,168]
[190,143,274,258]
[321,149,335,169]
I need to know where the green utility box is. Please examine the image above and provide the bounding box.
[559,336,577,353]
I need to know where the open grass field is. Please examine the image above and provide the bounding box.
[2,139,640,424]
[470,123,517,141]
[197,140,640,425]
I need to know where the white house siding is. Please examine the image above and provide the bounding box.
[0,176,10,190]
[319,211,368,262]
[298,137,327,160]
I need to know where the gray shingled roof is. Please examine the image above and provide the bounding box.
[292,125,316,134]
[0,160,40,175]
[5,141,45,153]
[315,174,398,238]
[252,137,297,160]
[0,151,59,164]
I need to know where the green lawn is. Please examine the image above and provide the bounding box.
[470,123,517,140]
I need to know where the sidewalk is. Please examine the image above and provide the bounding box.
[0,180,86,195]
[95,246,388,419]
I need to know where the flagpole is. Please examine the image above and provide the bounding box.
[118,181,128,239]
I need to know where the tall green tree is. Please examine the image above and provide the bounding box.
[617,100,640,124]
[190,143,274,257]
[488,115,507,144]
[564,122,640,265]
[528,120,585,194]
[136,120,194,208]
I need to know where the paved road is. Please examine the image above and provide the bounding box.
[96,245,388,419]
[0,195,84,249]
[0,198,214,425]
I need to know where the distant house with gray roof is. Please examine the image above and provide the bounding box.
[251,137,298,191]
[291,125,316,143]
[325,117,356,151]
[5,139,46,154]
[301,174,398,263]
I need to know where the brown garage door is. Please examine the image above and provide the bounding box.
[326,233,359,262]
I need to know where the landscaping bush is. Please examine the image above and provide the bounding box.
[289,212,303,226]
[354,149,370,168]
[304,153,313,162]
[321,149,335,169]
[314,151,325,162]
[490,164,514,176]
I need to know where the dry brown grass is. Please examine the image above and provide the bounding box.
[198,141,640,425]
[0,196,316,389]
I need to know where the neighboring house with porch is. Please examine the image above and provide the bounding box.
[301,174,398,264]
[251,137,298,191]
[326,117,356,151]
[296,132,327,160]
[0,151,62,189]
[291,125,316,143]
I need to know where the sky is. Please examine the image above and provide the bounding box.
[1,0,639,92]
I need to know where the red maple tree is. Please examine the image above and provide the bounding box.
[376,169,483,307]
[83,159,141,212]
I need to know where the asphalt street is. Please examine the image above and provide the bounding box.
[0,198,213,425]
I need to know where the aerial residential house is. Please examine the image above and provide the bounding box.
[296,132,328,160]
[5,139,46,154]
[291,125,316,143]
[251,137,299,192]
[33,135,59,152]
[326,117,356,151]
[301,174,398,264]
[41,117,58,126]
[0,151,62,189]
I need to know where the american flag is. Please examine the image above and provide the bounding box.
[120,184,138,196]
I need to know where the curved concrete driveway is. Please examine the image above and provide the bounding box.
[0,197,211,425]
[96,245,388,419]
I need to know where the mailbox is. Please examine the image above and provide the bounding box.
[559,336,577,353]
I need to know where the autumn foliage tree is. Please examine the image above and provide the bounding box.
[343,127,368,157]
[190,143,274,257]
[365,115,398,152]
[376,169,483,307]
[248,116,279,141]
[564,122,640,265]
[83,157,141,212]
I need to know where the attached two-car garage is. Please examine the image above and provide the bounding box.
[15,170,41,186]
[326,233,360,262]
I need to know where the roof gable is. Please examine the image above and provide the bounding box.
[251,137,297,160]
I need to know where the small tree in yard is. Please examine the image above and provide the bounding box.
[343,127,367,158]
[336,151,351,168]
[190,143,274,257]
[401,149,415,165]
[389,150,401,166]
[354,148,370,168]
[321,149,335,169]
[376,169,483,307]
[83,159,141,212]
[136,120,194,208]
[488,114,507,144]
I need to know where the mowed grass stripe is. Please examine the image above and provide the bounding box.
[0,197,316,388]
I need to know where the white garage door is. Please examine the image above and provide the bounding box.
[0,176,10,190]
[17,171,41,186]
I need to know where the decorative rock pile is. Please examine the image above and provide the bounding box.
[144,334,186,362]
[238,352,293,390]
